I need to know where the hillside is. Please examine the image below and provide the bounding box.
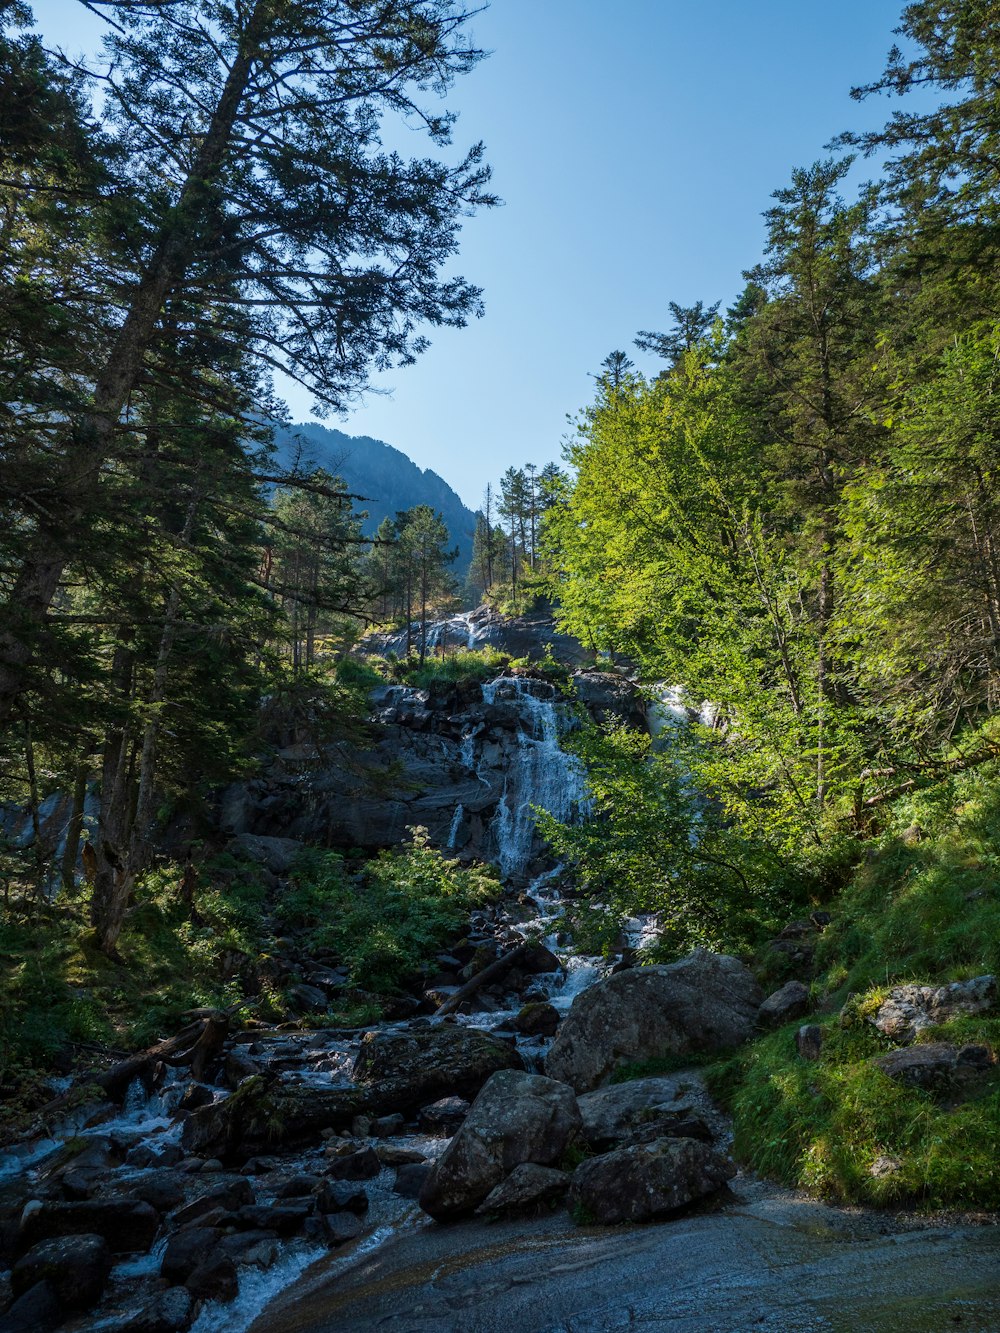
[274,421,478,570]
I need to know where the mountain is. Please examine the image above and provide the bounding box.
[273,422,478,569]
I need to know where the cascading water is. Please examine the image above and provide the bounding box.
[480,676,590,879]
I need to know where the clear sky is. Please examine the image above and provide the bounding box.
[31,0,912,510]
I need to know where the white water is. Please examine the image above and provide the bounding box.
[481,677,590,879]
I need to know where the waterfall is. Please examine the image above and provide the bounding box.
[481,677,590,879]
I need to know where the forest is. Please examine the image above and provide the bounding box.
[3,6,1000,1314]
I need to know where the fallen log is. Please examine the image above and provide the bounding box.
[433,941,531,1017]
[96,1021,205,1102]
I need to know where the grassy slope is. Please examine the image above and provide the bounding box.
[709,765,1000,1209]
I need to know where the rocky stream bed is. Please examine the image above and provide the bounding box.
[3,646,999,1331]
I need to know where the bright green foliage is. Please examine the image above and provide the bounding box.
[538,722,790,958]
[285,829,499,992]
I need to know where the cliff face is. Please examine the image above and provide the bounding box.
[219,666,645,882]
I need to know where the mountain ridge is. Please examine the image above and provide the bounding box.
[273,421,478,568]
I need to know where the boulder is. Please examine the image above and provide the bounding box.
[576,1074,723,1152]
[758,980,811,1028]
[172,1178,253,1226]
[568,1137,736,1224]
[475,1163,570,1217]
[870,977,996,1044]
[11,1234,111,1311]
[872,1042,994,1091]
[19,1198,159,1255]
[0,1280,62,1333]
[161,1227,222,1284]
[417,1096,470,1136]
[353,1025,525,1109]
[119,1287,195,1333]
[316,1181,368,1215]
[325,1147,380,1181]
[419,1069,581,1220]
[185,1254,238,1303]
[545,951,763,1092]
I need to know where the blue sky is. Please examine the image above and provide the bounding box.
[31,0,912,509]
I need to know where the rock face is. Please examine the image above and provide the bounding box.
[418,1070,582,1221]
[870,976,996,1044]
[545,952,763,1092]
[576,1074,724,1152]
[568,1137,736,1225]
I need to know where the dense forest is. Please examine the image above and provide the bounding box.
[4,1,1000,1286]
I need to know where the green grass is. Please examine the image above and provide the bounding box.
[715,764,1000,1208]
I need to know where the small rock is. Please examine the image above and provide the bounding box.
[316,1180,369,1215]
[173,1179,253,1227]
[758,980,811,1028]
[306,1211,363,1247]
[217,1232,280,1269]
[476,1164,569,1217]
[161,1228,223,1283]
[179,1084,215,1113]
[375,1144,426,1166]
[796,1025,824,1060]
[513,1002,561,1038]
[393,1164,431,1199]
[185,1255,238,1303]
[369,1113,406,1138]
[417,1096,470,1136]
[869,1154,903,1179]
[235,1203,312,1235]
[119,1286,195,1333]
[326,1147,380,1181]
[276,1174,322,1200]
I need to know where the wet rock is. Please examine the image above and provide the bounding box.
[417,1096,471,1136]
[185,1254,238,1302]
[514,1002,561,1037]
[306,1211,364,1247]
[276,1174,322,1200]
[870,977,996,1044]
[546,951,763,1092]
[19,1198,159,1255]
[796,1024,824,1060]
[326,1146,380,1181]
[127,1174,186,1214]
[60,1169,98,1201]
[179,1083,214,1113]
[369,1113,406,1138]
[419,1069,582,1221]
[872,1041,995,1091]
[216,1232,280,1269]
[236,1203,313,1235]
[161,1227,222,1283]
[353,1025,525,1108]
[119,1286,194,1333]
[0,1279,62,1332]
[576,1075,723,1152]
[172,1178,253,1226]
[375,1145,425,1166]
[568,1137,736,1224]
[475,1163,570,1217]
[393,1163,432,1199]
[519,943,563,975]
[316,1181,368,1215]
[125,1139,185,1169]
[758,980,811,1029]
[11,1234,111,1311]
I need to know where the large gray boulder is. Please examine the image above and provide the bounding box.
[545,951,763,1092]
[870,976,996,1044]
[568,1136,736,1224]
[352,1025,525,1107]
[576,1073,724,1151]
[418,1070,581,1221]
[11,1234,111,1311]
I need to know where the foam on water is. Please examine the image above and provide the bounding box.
[190,1242,326,1333]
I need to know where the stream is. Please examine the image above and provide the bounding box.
[3,662,999,1332]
